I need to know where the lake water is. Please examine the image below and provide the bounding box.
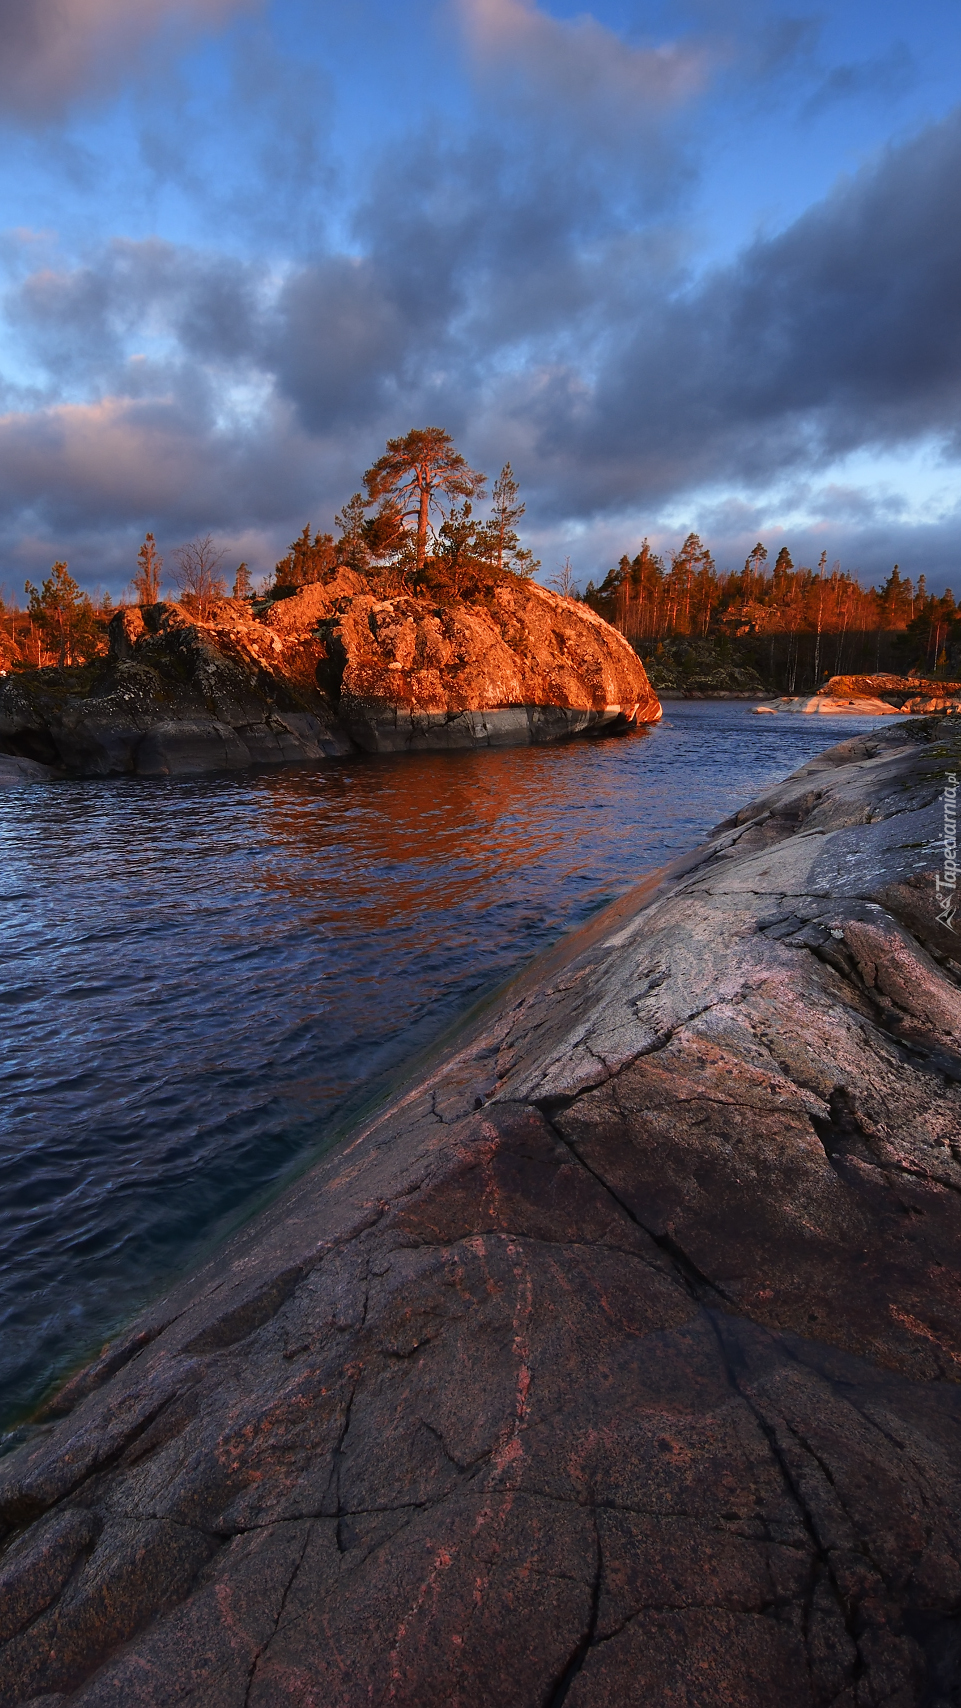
[0,703,906,1436]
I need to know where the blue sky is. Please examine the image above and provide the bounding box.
[1,0,960,596]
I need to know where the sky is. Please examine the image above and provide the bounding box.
[0,0,960,598]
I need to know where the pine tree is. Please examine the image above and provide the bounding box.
[335,494,371,574]
[479,463,537,576]
[274,526,337,589]
[132,533,162,605]
[233,563,252,598]
[744,541,768,596]
[435,501,482,598]
[364,428,485,573]
[25,562,97,667]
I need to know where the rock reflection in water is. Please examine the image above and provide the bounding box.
[0,703,898,1432]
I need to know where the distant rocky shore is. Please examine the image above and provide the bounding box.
[757,672,961,716]
[2,716,959,1706]
[0,575,660,780]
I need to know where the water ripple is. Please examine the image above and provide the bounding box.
[0,704,898,1429]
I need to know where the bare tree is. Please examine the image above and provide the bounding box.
[548,557,578,598]
[173,535,227,616]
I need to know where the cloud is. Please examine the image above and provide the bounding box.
[802,40,916,119]
[459,0,709,112]
[507,105,961,512]
[456,0,709,209]
[2,84,961,593]
[0,0,255,119]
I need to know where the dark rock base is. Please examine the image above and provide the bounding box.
[340,700,639,753]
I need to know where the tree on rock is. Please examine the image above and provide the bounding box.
[132,533,162,605]
[478,463,538,577]
[25,562,98,667]
[364,428,485,573]
[335,495,372,575]
[173,535,227,616]
[433,501,483,599]
[274,525,337,590]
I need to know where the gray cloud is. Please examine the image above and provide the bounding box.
[513,106,961,510]
[458,0,710,133]
[802,40,916,119]
[2,84,961,592]
[0,0,254,119]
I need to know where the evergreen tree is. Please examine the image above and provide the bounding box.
[274,526,337,589]
[25,562,97,667]
[132,533,162,605]
[233,563,252,598]
[744,541,768,595]
[364,428,485,573]
[434,501,482,598]
[477,463,538,576]
[877,565,913,628]
[335,494,371,574]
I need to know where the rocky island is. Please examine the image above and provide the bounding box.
[0,574,660,780]
[1,715,959,1705]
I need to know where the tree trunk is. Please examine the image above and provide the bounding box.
[417,479,430,572]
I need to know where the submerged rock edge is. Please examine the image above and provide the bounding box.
[1,719,960,1705]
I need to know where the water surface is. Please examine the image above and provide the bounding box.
[0,703,905,1431]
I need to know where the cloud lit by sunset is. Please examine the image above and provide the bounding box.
[0,0,959,591]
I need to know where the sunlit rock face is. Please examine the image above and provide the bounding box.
[755,695,904,715]
[327,580,660,752]
[0,578,660,775]
[822,674,961,714]
[1,720,960,1706]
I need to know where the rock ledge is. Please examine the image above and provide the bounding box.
[1,718,959,1706]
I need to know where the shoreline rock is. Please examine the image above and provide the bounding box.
[1,718,960,1705]
[758,674,961,716]
[754,693,907,715]
[824,672,961,710]
[0,579,660,777]
[0,752,57,786]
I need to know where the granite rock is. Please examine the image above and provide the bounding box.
[1,719,959,1705]
[823,673,961,711]
[0,579,659,776]
[0,753,56,785]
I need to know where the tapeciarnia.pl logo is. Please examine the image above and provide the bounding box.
[936,771,958,930]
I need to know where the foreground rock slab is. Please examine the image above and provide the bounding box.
[2,719,960,1705]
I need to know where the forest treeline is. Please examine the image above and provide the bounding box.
[0,429,955,685]
[0,429,539,671]
[585,535,959,689]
